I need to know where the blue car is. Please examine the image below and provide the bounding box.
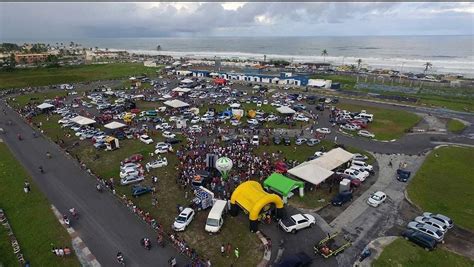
[397,169,411,182]
[132,185,152,197]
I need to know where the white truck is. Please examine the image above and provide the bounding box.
[279,214,316,234]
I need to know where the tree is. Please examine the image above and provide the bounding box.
[423,62,432,73]
[357,58,362,70]
[321,49,328,63]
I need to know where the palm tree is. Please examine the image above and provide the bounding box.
[423,62,432,73]
[357,58,362,70]
[321,49,328,63]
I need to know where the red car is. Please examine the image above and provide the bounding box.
[336,173,361,188]
[122,154,144,164]
[349,120,367,129]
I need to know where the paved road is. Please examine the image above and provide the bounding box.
[0,101,188,267]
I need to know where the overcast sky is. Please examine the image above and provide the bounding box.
[1,2,473,40]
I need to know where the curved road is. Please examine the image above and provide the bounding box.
[0,101,187,266]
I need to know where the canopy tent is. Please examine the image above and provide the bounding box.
[70,115,96,126]
[163,99,190,108]
[287,164,334,186]
[229,103,241,108]
[209,72,219,76]
[180,78,194,84]
[276,106,296,115]
[263,173,304,202]
[172,87,192,93]
[104,121,127,130]
[304,147,354,171]
[37,103,54,110]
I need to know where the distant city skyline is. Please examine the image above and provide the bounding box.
[0,2,473,39]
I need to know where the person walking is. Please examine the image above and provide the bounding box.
[226,242,232,258]
[234,247,239,259]
[220,244,225,256]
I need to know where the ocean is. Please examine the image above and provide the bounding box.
[5,36,474,77]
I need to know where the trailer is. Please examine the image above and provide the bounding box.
[314,231,351,258]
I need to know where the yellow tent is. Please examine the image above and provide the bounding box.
[247,110,256,118]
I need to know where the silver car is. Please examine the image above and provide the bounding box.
[414,216,448,233]
[407,221,444,242]
[423,212,454,229]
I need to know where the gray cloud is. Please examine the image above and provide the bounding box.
[0,2,472,40]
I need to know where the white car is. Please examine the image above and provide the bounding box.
[169,116,178,122]
[251,135,259,145]
[316,128,331,134]
[351,160,374,172]
[358,130,375,138]
[407,222,444,242]
[344,168,369,182]
[340,124,357,131]
[247,119,259,125]
[155,142,171,154]
[120,168,142,179]
[172,208,195,231]
[294,114,309,122]
[146,157,168,169]
[422,212,454,229]
[162,131,176,138]
[314,151,326,158]
[414,216,448,233]
[278,214,316,234]
[367,191,387,207]
[230,119,241,126]
[266,114,278,122]
[120,175,145,185]
[189,125,202,133]
[155,123,171,130]
[190,117,200,124]
[120,162,142,171]
[139,135,153,144]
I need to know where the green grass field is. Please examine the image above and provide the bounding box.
[407,146,474,231]
[0,63,159,89]
[336,103,421,140]
[373,238,474,267]
[447,119,467,134]
[0,143,80,266]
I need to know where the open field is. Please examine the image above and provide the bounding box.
[407,146,474,231]
[0,63,159,89]
[0,143,80,266]
[447,119,467,134]
[335,103,421,140]
[373,238,474,267]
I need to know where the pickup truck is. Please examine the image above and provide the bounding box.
[279,214,316,234]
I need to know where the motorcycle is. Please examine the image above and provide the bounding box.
[69,208,79,220]
[117,253,125,266]
[140,238,152,250]
[96,183,103,192]
[17,134,23,141]
[359,247,371,262]
[63,215,71,228]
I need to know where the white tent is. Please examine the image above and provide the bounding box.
[37,103,54,110]
[304,148,354,171]
[104,121,126,130]
[276,106,296,114]
[70,115,96,126]
[164,99,190,108]
[230,103,241,108]
[172,87,192,93]
[287,164,334,186]
[307,79,327,87]
[209,72,219,76]
[181,79,194,84]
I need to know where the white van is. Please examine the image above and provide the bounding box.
[205,200,227,233]
[354,113,374,122]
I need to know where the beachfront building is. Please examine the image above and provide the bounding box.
[14,53,50,64]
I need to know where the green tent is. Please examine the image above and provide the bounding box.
[263,173,305,200]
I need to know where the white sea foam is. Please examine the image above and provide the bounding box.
[128,49,474,77]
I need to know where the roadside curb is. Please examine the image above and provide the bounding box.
[352,236,398,267]
[256,231,271,267]
[51,205,101,267]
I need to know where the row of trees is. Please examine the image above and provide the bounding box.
[320,49,433,73]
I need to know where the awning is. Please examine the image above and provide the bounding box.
[37,103,54,110]
[263,173,304,197]
[172,87,192,93]
[70,115,96,126]
[302,147,354,171]
[181,79,194,84]
[276,106,296,114]
[104,121,126,130]
[164,99,190,108]
[288,164,334,185]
